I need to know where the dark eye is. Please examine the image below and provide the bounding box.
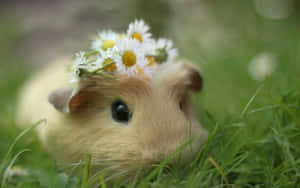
[179,101,183,111]
[111,100,132,123]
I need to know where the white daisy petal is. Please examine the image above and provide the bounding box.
[127,19,152,43]
[114,38,153,76]
[154,38,178,64]
[91,30,119,52]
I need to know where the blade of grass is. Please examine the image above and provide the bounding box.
[271,97,300,126]
[208,156,229,187]
[80,154,91,188]
[240,84,264,118]
[87,164,122,186]
[65,160,83,187]
[191,123,219,167]
[225,151,249,174]
[99,175,107,188]
[247,105,278,115]
[129,168,143,188]
[0,119,45,175]
[1,149,30,187]
[143,138,193,183]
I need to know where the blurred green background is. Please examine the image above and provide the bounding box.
[1,0,300,187]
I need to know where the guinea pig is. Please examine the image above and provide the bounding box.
[17,57,208,180]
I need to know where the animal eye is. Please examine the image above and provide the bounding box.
[179,101,183,111]
[111,100,132,123]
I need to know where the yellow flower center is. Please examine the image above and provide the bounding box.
[136,66,144,74]
[131,32,143,43]
[122,51,136,67]
[103,40,116,51]
[103,59,117,72]
[147,56,155,66]
[119,34,124,40]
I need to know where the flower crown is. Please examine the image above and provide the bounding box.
[70,19,178,82]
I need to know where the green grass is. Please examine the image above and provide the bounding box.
[1,4,300,187]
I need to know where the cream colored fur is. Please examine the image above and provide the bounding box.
[17,57,208,180]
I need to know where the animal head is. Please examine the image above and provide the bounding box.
[48,60,208,179]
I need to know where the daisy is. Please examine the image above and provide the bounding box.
[74,51,88,66]
[98,48,123,74]
[141,38,156,55]
[70,51,102,81]
[115,38,149,76]
[69,51,89,82]
[119,33,126,40]
[154,38,178,64]
[127,20,152,43]
[91,30,119,52]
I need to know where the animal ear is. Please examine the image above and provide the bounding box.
[48,86,95,113]
[154,59,203,93]
[174,59,203,92]
[183,62,203,92]
[48,87,74,113]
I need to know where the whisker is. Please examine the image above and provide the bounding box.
[105,169,129,182]
[58,160,84,171]
[89,164,122,180]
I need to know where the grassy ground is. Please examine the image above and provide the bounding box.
[1,7,300,188]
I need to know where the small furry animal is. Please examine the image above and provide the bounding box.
[17,57,208,180]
